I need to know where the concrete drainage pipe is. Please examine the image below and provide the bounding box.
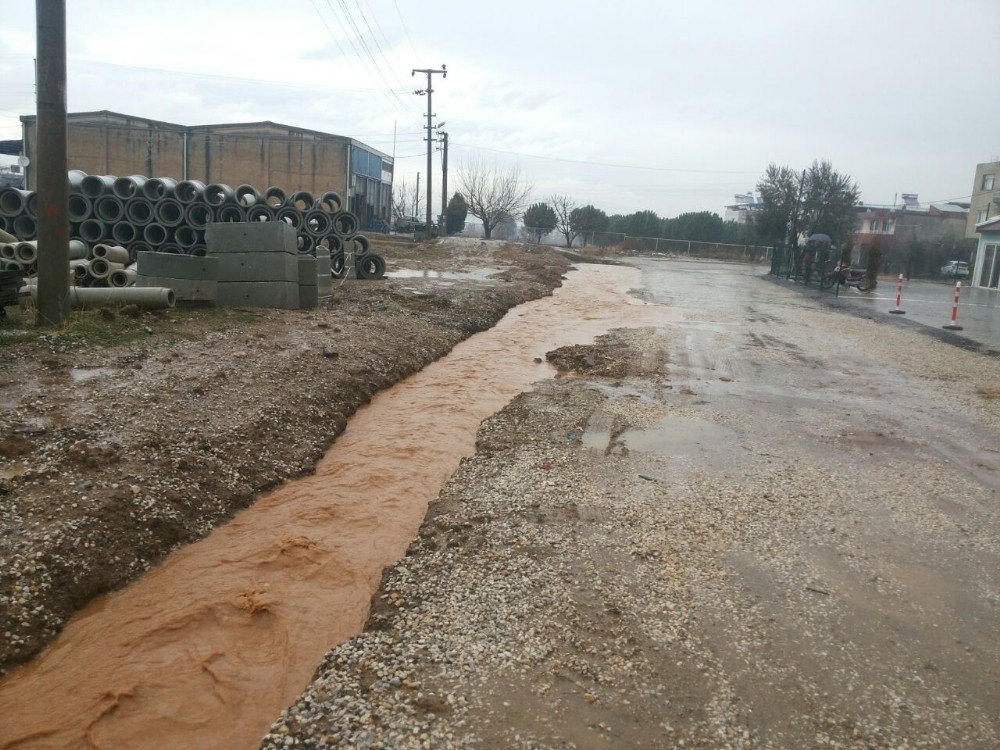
[175,180,206,204]
[142,177,177,201]
[143,223,169,246]
[289,191,314,211]
[68,169,87,192]
[24,284,176,309]
[112,175,148,200]
[94,196,126,223]
[14,242,37,265]
[130,241,153,256]
[297,234,314,254]
[71,260,90,283]
[205,183,236,206]
[264,186,286,208]
[185,203,213,229]
[276,206,302,229]
[79,219,108,243]
[80,175,114,198]
[92,243,131,264]
[316,191,342,213]
[159,242,183,255]
[355,252,386,280]
[174,225,201,249]
[13,215,37,240]
[0,188,30,217]
[325,234,343,254]
[0,243,14,259]
[236,184,260,207]
[67,240,88,260]
[26,193,38,218]
[216,204,246,223]
[89,258,125,280]
[155,198,185,227]
[109,267,137,287]
[68,194,92,222]
[247,204,275,222]
[112,222,138,245]
[331,251,347,279]
[188,244,208,257]
[125,198,155,225]
[332,211,358,236]
[353,234,371,256]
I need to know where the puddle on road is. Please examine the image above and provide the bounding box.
[388,267,504,281]
[68,366,112,383]
[584,413,738,464]
[0,265,671,750]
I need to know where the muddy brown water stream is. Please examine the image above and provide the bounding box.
[0,265,669,750]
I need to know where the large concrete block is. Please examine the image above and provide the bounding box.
[298,284,318,309]
[297,255,318,285]
[317,272,333,299]
[217,281,299,309]
[136,252,218,280]
[136,274,217,302]
[216,251,298,282]
[205,221,296,255]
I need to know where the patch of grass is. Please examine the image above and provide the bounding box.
[975,386,1000,400]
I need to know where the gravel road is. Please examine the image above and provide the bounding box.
[264,259,999,748]
[0,240,572,675]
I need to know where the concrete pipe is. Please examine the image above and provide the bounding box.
[4,260,24,272]
[175,180,207,204]
[235,184,260,207]
[247,204,275,222]
[289,191,314,211]
[80,174,115,198]
[205,183,236,206]
[70,259,89,277]
[0,243,14,259]
[0,219,12,239]
[142,177,177,201]
[68,194,93,222]
[111,222,138,245]
[68,169,88,192]
[188,244,207,257]
[14,242,37,265]
[316,191,342,213]
[89,258,124,280]
[142,223,170,246]
[331,251,347,279]
[332,211,358,236]
[325,234,343,254]
[174,225,201,249]
[304,209,332,238]
[216,204,246,223]
[276,206,302,229]
[184,202,213,229]
[92,243,131,264]
[155,198,185,227]
[68,239,88,260]
[24,284,176,310]
[79,219,108,243]
[159,242,183,255]
[354,234,371,256]
[130,241,153,256]
[26,192,38,219]
[109,267,137,287]
[12,215,37,240]
[297,233,314,254]
[264,186,286,207]
[125,197,155,225]
[0,187,30,217]
[94,196,126,223]
[112,175,148,200]
[356,252,386,280]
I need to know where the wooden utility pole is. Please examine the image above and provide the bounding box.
[411,65,446,233]
[35,0,70,326]
[439,131,448,234]
[414,172,420,217]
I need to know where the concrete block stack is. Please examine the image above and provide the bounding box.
[136,252,218,302]
[206,222,300,310]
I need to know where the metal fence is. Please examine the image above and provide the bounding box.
[769,244,842,294]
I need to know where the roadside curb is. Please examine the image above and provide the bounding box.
[760,274,1000,359]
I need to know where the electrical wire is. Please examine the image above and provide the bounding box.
[392,0,420,58]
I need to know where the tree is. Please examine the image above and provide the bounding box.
[570,204,609,245]
[549,194,579,247]
[663,211,726,242]
[445,192,468,235]
[392,177,422,221]
[457,157,532,239]
[755,160,860,246]
[619,210,661,238]
[524,202,557,242]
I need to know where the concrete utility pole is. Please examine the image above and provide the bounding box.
[35,0,70,326]
[439,131,448,234]
[411,65,446,233]
[414,172,420,217]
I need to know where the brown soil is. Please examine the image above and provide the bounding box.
[0,239,571,676]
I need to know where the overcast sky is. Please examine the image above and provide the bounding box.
[1,0,997,218]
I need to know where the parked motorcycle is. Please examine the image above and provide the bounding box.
[821,262,872,292]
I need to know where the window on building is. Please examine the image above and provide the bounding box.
[979,208,990,224]
[983,174,996,191]
[884,219,893,232]
[871,219,880,232]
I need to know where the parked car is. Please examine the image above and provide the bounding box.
[940,261,969,279]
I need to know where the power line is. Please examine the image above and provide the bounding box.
[449,140,761,175]
[392,0,419,57]
[352,0,414,96]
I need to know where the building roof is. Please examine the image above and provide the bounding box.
[976,215,1000,232]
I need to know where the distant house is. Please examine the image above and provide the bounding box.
[965,160,1000,239]
[723,193,759,224]
[850,194,969,270]
[971,215,1000,290]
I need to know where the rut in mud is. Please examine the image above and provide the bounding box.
[0,264,668,750]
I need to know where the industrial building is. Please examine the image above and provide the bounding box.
[11,110,393,230]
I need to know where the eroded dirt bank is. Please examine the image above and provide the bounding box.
[0,240,571,675]
[264,260,998,749]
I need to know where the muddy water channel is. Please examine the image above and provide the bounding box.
[0,265,668,750]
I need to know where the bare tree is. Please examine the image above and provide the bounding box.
[550,194,579,247]
[392,177,422,220]
[457,157,532,239]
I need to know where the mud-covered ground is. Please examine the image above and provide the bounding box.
[0,239,571,675]
[264,259,999,749]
